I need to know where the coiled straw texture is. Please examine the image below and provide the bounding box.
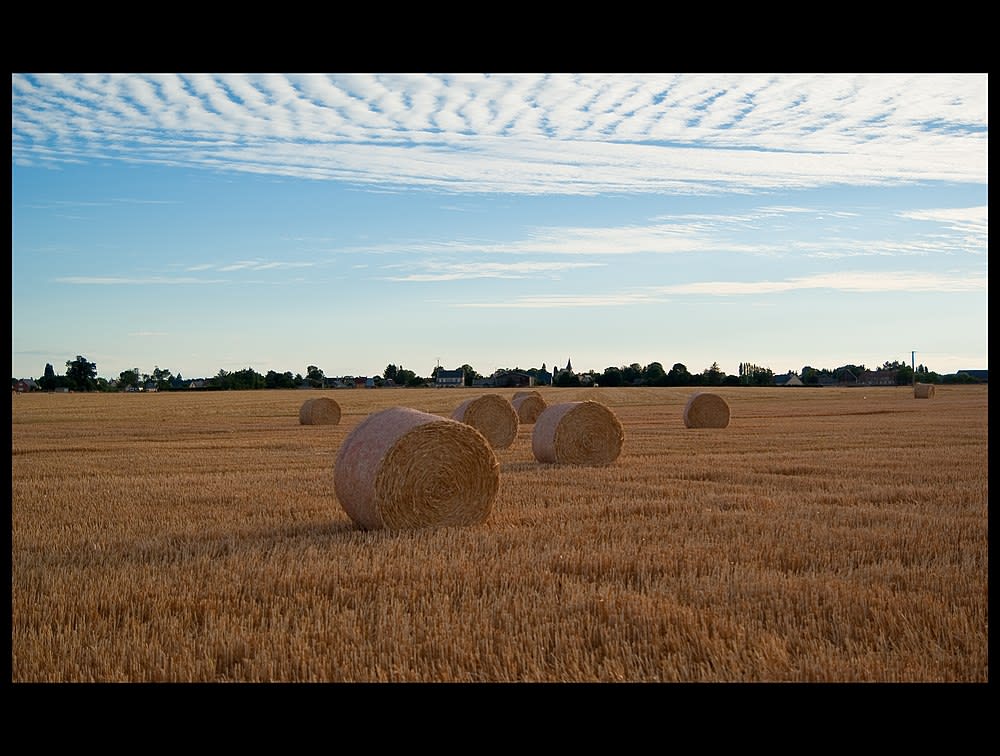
[299,396,342,425]
[914,383,936,399]
[333,406,499,531]
[683,392,731,428]
[512,393,547,424]
[451,393,518,449]
[532,400,624,465]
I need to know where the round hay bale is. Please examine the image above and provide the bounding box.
[451,393,518,449]
[531,400,624,465]
[914,383,936,399]
[512,390,542,401]
[299,396,342,425]
[683,392,730,428]
[512,393,547,424]
[333,406,499,531]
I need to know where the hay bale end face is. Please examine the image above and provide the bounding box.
[914,383,936,399]
[532,400,624,465]
[333,406,499,531]
[451,394,518,449]
[683,392,730,429]
[512,393,547,424]
[300,396,342,425]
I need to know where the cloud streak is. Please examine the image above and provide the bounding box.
[12,74,988,195]
[450,270,987,308]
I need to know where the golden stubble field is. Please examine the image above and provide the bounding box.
[10,385,988,682]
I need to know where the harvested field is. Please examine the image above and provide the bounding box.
[11,385,988,682]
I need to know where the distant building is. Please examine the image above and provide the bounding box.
[552,358,574,383]
[493,370,534,389]
[859,369,897,386]
[435,369,465,388]
[774,372,804,387]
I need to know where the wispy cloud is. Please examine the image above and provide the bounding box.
[454,291,662,308]
[898,205,989,240]
[56,276,227,285]
[651,270,987,295]
[382,260,604,281]
[214,260,316,272]
[450,269,986,308]
[12,74,988,195]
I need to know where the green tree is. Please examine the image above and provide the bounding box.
[643,362,667,386]
[461,364,481,387]
[621,363,643,385]
[384,364,398,382]
[702,362,723,386]
[306,365,325,388]
[39,363,57,391]
[119,369,140,390]
[211,369,232,390]
[665,363,690,386]
[265,370,296,389]
[231,367,266,390]
[555,370,581,387]
[152,366,173,391]
[943,372,975,384]
[895,366,915,385]
[66,355,97,392]
[600,366,623,387]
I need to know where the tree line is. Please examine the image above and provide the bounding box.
[12,355,982,393]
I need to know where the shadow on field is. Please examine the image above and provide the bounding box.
[61,519,418,569]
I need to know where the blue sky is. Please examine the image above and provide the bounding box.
[11,73,988,381]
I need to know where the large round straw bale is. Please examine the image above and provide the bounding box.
[333,406,499,531]
[914,383,936,399]
[683,392,730,428]
[512,393,547,424]
[300,396,342,425]
[451,393,518,449]
[532,400,624,465]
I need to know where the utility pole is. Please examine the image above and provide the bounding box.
[911,351,916,387]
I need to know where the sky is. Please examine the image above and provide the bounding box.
[11,73,988,382]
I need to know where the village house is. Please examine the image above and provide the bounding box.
[435,369,465,388]
[774,372,804,386]
[858,369,897,386]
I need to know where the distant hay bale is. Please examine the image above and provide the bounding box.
[683,392,730,428]
[333,406,499,531]
[512,393,547,424]
[451,394,518,449]
[299,396,341,425]
[914,383,936,399]
[532,400,624,465]
[512,390,542,401]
